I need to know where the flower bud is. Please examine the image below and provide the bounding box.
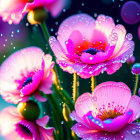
[27,7,47,25]
[127,56,135,65]
[62,103,71,122]
[17,100,40,121]
[132,63,140,75]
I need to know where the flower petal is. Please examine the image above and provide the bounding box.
[57,14,95,49]
[75,93,98,118]
[93,81,131,113]
[95,15,115,38]
[127,95,140,122]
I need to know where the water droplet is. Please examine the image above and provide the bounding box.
[131,129,136,134]
[82,3,84,6]
[50,28,53,32]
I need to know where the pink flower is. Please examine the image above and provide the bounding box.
[70,81,140,139]
[0,47,54,103]
[49,14,134,78]
[0,106,54,140]
[0,0,67,24]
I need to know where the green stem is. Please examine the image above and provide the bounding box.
[53,83,74,111]
[45,94,64,140]
[133,74,139,95]
[39,22,74,111]
[73,73,79,103]
[91,76,96,93]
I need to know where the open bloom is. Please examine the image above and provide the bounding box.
[0,47,54,103]
[0,106,54,140]
[70,81,140,139]
[49,14,134,78]
[0,0,67,24]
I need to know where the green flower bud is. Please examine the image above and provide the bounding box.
[17,100,40,121]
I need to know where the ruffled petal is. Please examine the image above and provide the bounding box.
[95,15,115,38]
[0,107,22,140]
[0,47,44,103]
[72,122,97,138]
[80,45,115,64]
[49,36,68,60]
[0,0,27,24]
[75,93,98,118]
[93,81,131,113]
[36,116,49,127]
[127,95,140,122]
[57,14,95,49]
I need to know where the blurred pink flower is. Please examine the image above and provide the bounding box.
[70,81,140,139]
[0,47,54,103]
[0,106,54,140]
[0,0,67,24]
[49,14,134,78]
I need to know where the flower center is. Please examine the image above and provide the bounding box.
[15,124,33,139]
[98,110,123,121]
[22,77,32,87]
[85,48,98,55]
[74,40,107,55]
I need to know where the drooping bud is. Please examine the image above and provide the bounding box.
[17,100,40,121]
[27,7,47,25]
[132,63,140,75]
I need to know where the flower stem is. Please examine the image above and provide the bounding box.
[39,22,74,111]
[91,76,96,92]
[45,94,64,140]
[73,73,79,103]
[133,74,139,95]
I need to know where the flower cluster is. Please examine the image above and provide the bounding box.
[0,0,140,140]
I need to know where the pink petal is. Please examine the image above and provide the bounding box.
[80,45,115,64]
[93,81,131,113]
[75,93,98,118]
[57,14,95,49]
[0,107,22,139]
[34,91,47,102]
[36,115,49,127]
[21,69,44,96]
[26,0,65,17]
[109,24,126,58]
[95,15,115,38]
[71,122,97,138]
[0,0,27,24]
[81,123,140,140]
[49,36,68,60]
[66,39,75,54]
[0,47,44,103]
[69,30,84,47]
[90,29,108,43]
[106,62,122,75]
[37,127,54,140]
[102,110,133,132]
[39,72,54,95]
[127,95,140,122]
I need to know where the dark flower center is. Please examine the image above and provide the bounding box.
[22,77,33,87]
[16,123,33,139]
[85,48,98,55]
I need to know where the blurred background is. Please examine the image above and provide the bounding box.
[0,0,140,139]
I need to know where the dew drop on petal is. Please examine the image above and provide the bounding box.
[131,129,136,135]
